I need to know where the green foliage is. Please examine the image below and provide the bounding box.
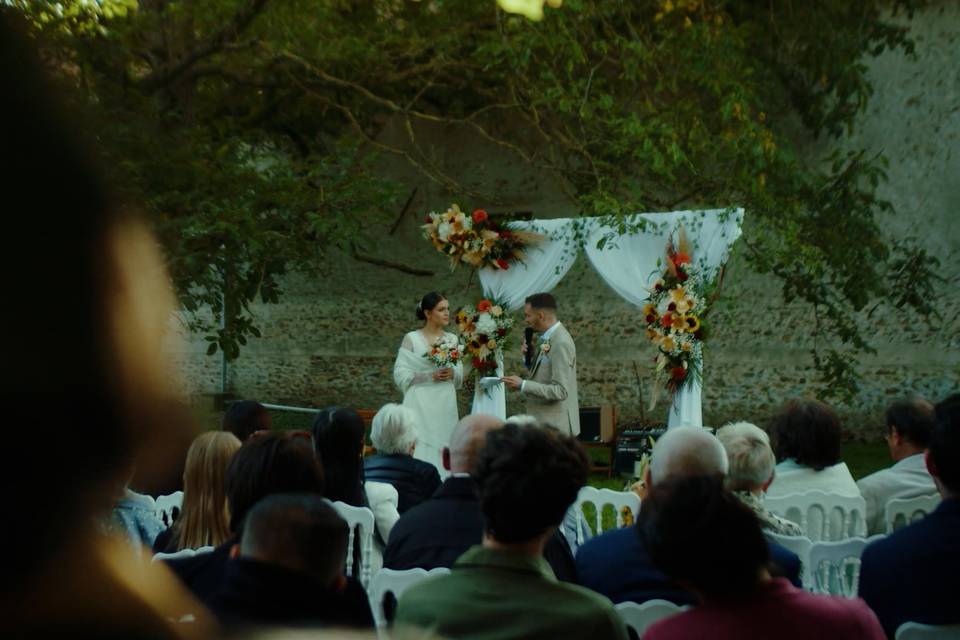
[14,0,936,397]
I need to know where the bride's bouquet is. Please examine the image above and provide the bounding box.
[424,333,463,369]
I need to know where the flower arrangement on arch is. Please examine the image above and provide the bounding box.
[455,298,514,382]
[424,333,463,369]
[422,204,542,271]
[643,227,707,402]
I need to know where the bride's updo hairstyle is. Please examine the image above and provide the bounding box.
[416,291,446,321]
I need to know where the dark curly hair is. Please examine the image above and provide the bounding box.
[473,422,589,543]
[639,475,769,600]
[769,398,842,471]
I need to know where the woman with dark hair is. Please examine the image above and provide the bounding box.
[313,407,399,573]
[639,477,884,640]
[392,291,464,471]
[765,398,860,499]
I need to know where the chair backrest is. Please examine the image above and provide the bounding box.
[884,494,941,534]
[806,535,884,597]
[154,491,184,528]
[575,487,641,543]
[615,600,689,638]
[766,531,814,589]
[332,501,376,588]
[152,545,215,563]
[896,622,960,639]
[765,490,867,541]
[367,567,451,633]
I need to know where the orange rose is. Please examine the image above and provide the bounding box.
[477,299,493,312]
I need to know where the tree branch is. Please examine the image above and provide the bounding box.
[138,0,271,92]
[352,249,434,276]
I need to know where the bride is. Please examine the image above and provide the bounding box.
[393,291,463,472]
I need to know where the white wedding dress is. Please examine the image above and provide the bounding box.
[393,330,463,472]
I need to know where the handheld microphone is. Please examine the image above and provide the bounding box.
[524,327,535,369]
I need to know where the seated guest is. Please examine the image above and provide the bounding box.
[154,430,242,553]
[166,430,340,608]
[576,427,801,606]
[314,406,400,573]
[717,421,803,536]
[766,398,860,498]
[110,481,166,554]
[210,493,372,630]
[859,393,960,637]
[222,400,272,442]
[857,396,937,535]
[395,422,628,640]
[640,476,885,640]
[384,414,577,582]
[363,403,442,513]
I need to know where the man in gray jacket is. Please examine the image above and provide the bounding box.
[502,293,580,437]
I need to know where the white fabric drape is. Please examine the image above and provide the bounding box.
[477,218,578,311]
[472,218,578,418]
[583,208,743,428]
[467,209,743,425]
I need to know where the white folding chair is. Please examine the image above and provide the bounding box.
[884,494,941,534]
[806,535,884,597]
[367,567,451,636]
[615,600,689,638]
[575,487,641,544]
[332,501,376,589]
[766,531,814,589]
[155,491,184,528]
[896,622,960,639]
[152,545,215,563]
[765,490,867,541]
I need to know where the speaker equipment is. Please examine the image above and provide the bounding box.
[614,426,667,476]
[577,406,615,443]
[523,327,535,369]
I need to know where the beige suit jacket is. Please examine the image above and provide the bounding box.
[522,323,580,436]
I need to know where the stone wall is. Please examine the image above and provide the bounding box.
[169,2,960,438]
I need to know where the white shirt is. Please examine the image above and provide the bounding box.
[857,453,937,535]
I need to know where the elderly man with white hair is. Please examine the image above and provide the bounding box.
[576,427,801,605]
[716,422,802,536]
[364,403,442,513]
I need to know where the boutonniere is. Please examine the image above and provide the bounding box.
[539,340,551,354]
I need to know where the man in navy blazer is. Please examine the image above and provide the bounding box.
[859,393,960,638]
[576,426,801,605]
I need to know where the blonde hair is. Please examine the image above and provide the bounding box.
[716,421,775,491]
[173,431,242,550]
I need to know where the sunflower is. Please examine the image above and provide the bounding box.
[643,303,657,318]
[685,314,701,333]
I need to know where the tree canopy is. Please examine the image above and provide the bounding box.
[12,0,937,397]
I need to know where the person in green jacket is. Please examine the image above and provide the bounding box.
[395,421,629,640]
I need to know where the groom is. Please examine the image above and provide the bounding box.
[502,293,581,437]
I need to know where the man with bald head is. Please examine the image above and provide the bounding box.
[383,414,576,581]
[576,427,800,605]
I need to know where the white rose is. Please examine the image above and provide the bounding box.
[476,314,497,336]
[437,221,453,241]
